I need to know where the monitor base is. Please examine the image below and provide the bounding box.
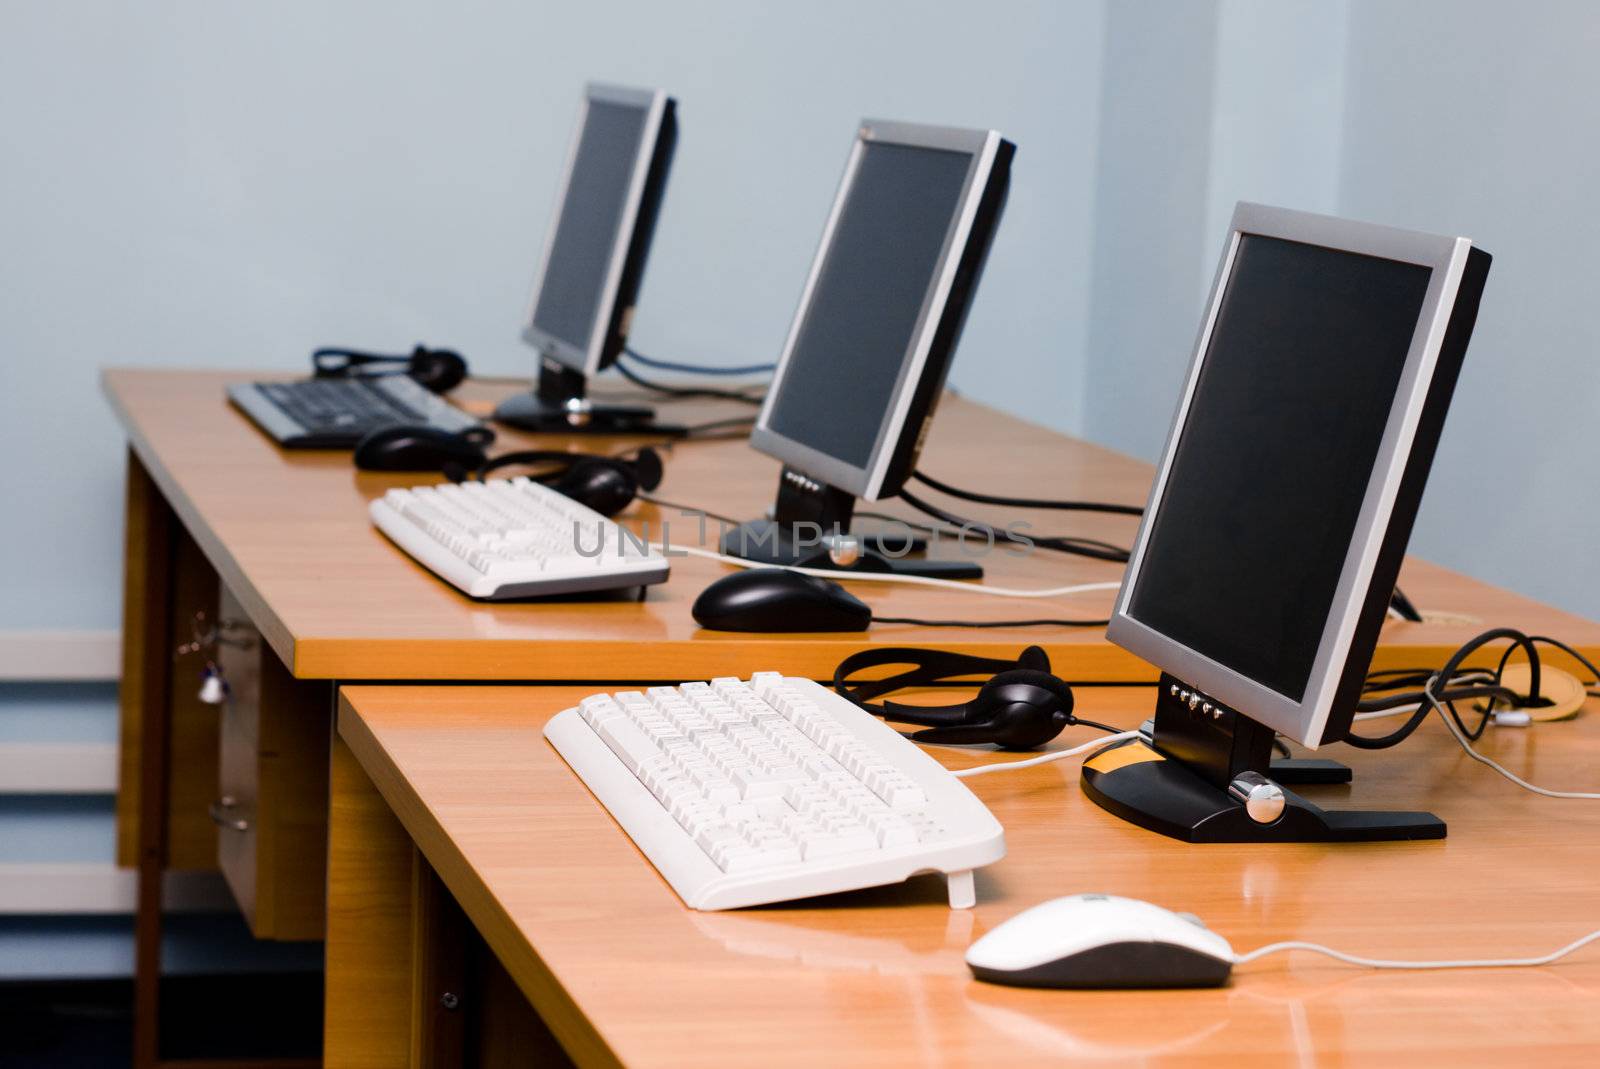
[718,519,982,579]
[1080,735,1445,843]
[720,465,983,578]
[491,391,684,436]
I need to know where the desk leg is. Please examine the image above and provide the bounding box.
[123,450,177,1069]
[411,862,468,1066]
[326,735,419,1067]
[326,736,573,1068]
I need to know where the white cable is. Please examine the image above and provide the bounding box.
[1422,679,1600,799]
[674,544,1123,601]
[1235,928,1600,971]
[1353,703,1423,722]
[950,731,1140,778]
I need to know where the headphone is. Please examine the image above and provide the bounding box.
[451,446,664,518]
[312,345,468,394]
[834,645,1107,751]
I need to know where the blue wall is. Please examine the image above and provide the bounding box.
[1337,0,1600,623]
[0,0,1109,632]
[0,0,1109,978]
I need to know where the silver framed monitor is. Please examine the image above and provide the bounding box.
[1106,202,1484,749]
[747,121,1011,502]
[520,83,672,378]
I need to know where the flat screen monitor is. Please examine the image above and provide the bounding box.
[748,120,1013,501]
[521,83,675,378]
[1107,202,1491,747]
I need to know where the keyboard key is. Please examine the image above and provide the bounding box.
[596,717,660,774]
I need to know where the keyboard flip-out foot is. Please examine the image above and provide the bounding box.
[947,869,976,909]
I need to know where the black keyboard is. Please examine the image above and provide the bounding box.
[264,379,418,431]
[226,375,483,449]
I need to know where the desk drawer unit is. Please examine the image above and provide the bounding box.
[215,585,332,940]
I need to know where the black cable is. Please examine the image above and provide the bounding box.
[613,355,765,405]
[1357,680,1515,712]
[870,614,1109,629]
[1389,587,1424,622]
[1343,628,1542,749]
[624,347,775,376]
[911,470,1143,517]
[674,416,756,441]
[1065,716,1125,736]
[635,492,742,530]
[854,510,948,540]
[1527,635,1600,689]
[896,487,1131,563]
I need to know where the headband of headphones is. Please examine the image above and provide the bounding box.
[312,344,467,393]
[834,645,1052,725]
[465,446,664,489]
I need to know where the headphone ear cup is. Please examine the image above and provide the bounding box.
[552,459,638,518]
[1016,645,1051,673]
[966,669,1076,750]
[631,446,664,492]
[407,347,468,393]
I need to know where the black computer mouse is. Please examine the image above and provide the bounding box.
[352,425,493,472]
[692,568,871,633]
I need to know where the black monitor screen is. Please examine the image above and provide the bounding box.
[765,141,974,469]
[1127,234,1432,700]
[532,99,650,355]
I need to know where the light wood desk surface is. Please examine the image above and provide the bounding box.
[334,683,1600,1068]
[104,367,1600,683]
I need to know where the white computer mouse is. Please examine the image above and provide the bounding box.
[966,893,1235,989]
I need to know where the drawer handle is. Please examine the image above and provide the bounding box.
[209,796,251,833]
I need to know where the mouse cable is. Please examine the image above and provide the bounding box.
[613,355,765,406]
[1423,674,1600,800]
[896,488,1131,563]
[658,416,756,444]
[634,495,1115,606]
[949,731,1142,778]
[871,614,1109,629]
[634,492,743,529]
[858,509,1124,561]
[1234,928,1600,972]
[910,470,1144,517]
[624,347,776,376]
[672,544,1123,601]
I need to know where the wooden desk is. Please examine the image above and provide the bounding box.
[332,683,1600,1067]
[104,367,1600,686]
[104,366,1600,1065]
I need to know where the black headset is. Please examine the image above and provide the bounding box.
[312,345,468,394]
[450,446,664,518]
[834,645,1112,751]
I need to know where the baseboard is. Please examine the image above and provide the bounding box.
[0,865,234,914]
[0,630,120,682]
[0,742,119,793]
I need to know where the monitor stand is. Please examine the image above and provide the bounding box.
[493,362,685,435]
[1080,672,1445,843]
[719,466,983,579]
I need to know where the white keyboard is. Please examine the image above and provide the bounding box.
[546,673,1006,910]
[370,477,670,599]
